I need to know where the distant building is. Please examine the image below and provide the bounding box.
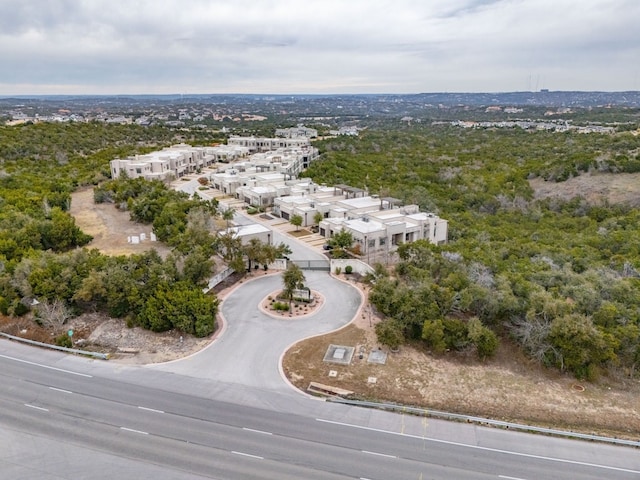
[227,136,311,153]
[275,125,318,138]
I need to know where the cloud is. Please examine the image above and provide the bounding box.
[0,0,638,94]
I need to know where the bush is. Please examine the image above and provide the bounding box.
[272,301,290,311]
[55,334,73,348]
[334,267,342,275]
[375,318,405,349]
[345,265,353,274]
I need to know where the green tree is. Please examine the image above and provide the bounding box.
[548,313,617,379]
[375,318,405,350]
[139,281,218,337]
[282,263,305,309]
[222,207,235,229]
[467,317,499,360]
[290,214,303,231]
[330,228,354,250]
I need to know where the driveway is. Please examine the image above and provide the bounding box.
[148,270,362,394]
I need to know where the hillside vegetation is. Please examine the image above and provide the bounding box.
[306,125,640,380]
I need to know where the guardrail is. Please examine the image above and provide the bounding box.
[327,397,640,448]
[0,332,109,360]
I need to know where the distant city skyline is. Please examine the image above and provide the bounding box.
[1,0,639,95]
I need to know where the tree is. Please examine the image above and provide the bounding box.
[282,263,305,310]
[467,317,499,360]
[330,228,353,250]
[34,298,73,331]
[313,211,324,226]
[222,207,235,230]
[217,232,245,273]
[244,238,266,272]
[548,313,617,379]
[179,247,214,285]
[290,214,303,231]
[375,318,405,350]
[138,281,218,337]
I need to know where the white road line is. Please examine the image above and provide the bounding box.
[362,450,397,459]
[232,451,264,460]
[499,476,528,480]
[316,418,640,475]
[242,427,273,435]
[120,427,149,435]
[24,404,49,412]
[49,387,72,394]
[0,354,92,378]
[138,406,165,414]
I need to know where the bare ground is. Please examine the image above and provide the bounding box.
[282,281,640,440]
[3,174,640,438]
[69,187,172,257]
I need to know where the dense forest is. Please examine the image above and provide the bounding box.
[0,123,224,338]
[306,124,640,380]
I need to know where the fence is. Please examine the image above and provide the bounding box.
[328,397,640,448]
[291,259,331,271]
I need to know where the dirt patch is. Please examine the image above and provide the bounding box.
[261,290,324,318]
[529,172,640,206]
[69,187,171,257]
[0,312,212,364]
[282,280,640,439]
[289,229,313,237]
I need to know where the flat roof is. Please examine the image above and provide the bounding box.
[345,218,385,234]
[227,224,271,236]
[338,196,381,209]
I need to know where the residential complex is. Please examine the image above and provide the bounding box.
[110,137,448,254]
[110,141,317,181]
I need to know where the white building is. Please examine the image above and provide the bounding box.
[110,143,214,181]
[271,184,448,250]
[275,125,318,138]
[109,140,312,182]
[227,136,311,153]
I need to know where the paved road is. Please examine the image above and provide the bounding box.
[1,347,639,480]
[2,209,640,478]
[149,270,362,393]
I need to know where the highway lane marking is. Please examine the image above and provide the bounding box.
[120,427,149,435]
[138,406,165,414]
[499,476,528,480]
[0,354,92,378]
[362,450,397,459]
[24,403,49,412]
[242,427,273,435]
[49,387,73,394]
[316,418,640,475]
[232,451,264,460]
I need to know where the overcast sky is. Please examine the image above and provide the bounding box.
[1,0,638,95]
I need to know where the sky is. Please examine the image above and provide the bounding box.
[1,0,639,95]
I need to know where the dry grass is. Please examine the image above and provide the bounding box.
[282,282,640,440]
[69,187,171,257]
[36,174,640,438]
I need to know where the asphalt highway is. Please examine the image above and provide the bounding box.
[2,214,640,479]
[1,344,639,480]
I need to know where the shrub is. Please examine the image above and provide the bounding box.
[55,334,73,348]
[375,318,405,350]
[272,301,290,311]
[345,265,353,274]
[335,266,342,275]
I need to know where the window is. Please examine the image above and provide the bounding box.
[368,239,376,248]
[379,237,386,246]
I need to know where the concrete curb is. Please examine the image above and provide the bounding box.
[0,332,109,360]
[328,397,640,448]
